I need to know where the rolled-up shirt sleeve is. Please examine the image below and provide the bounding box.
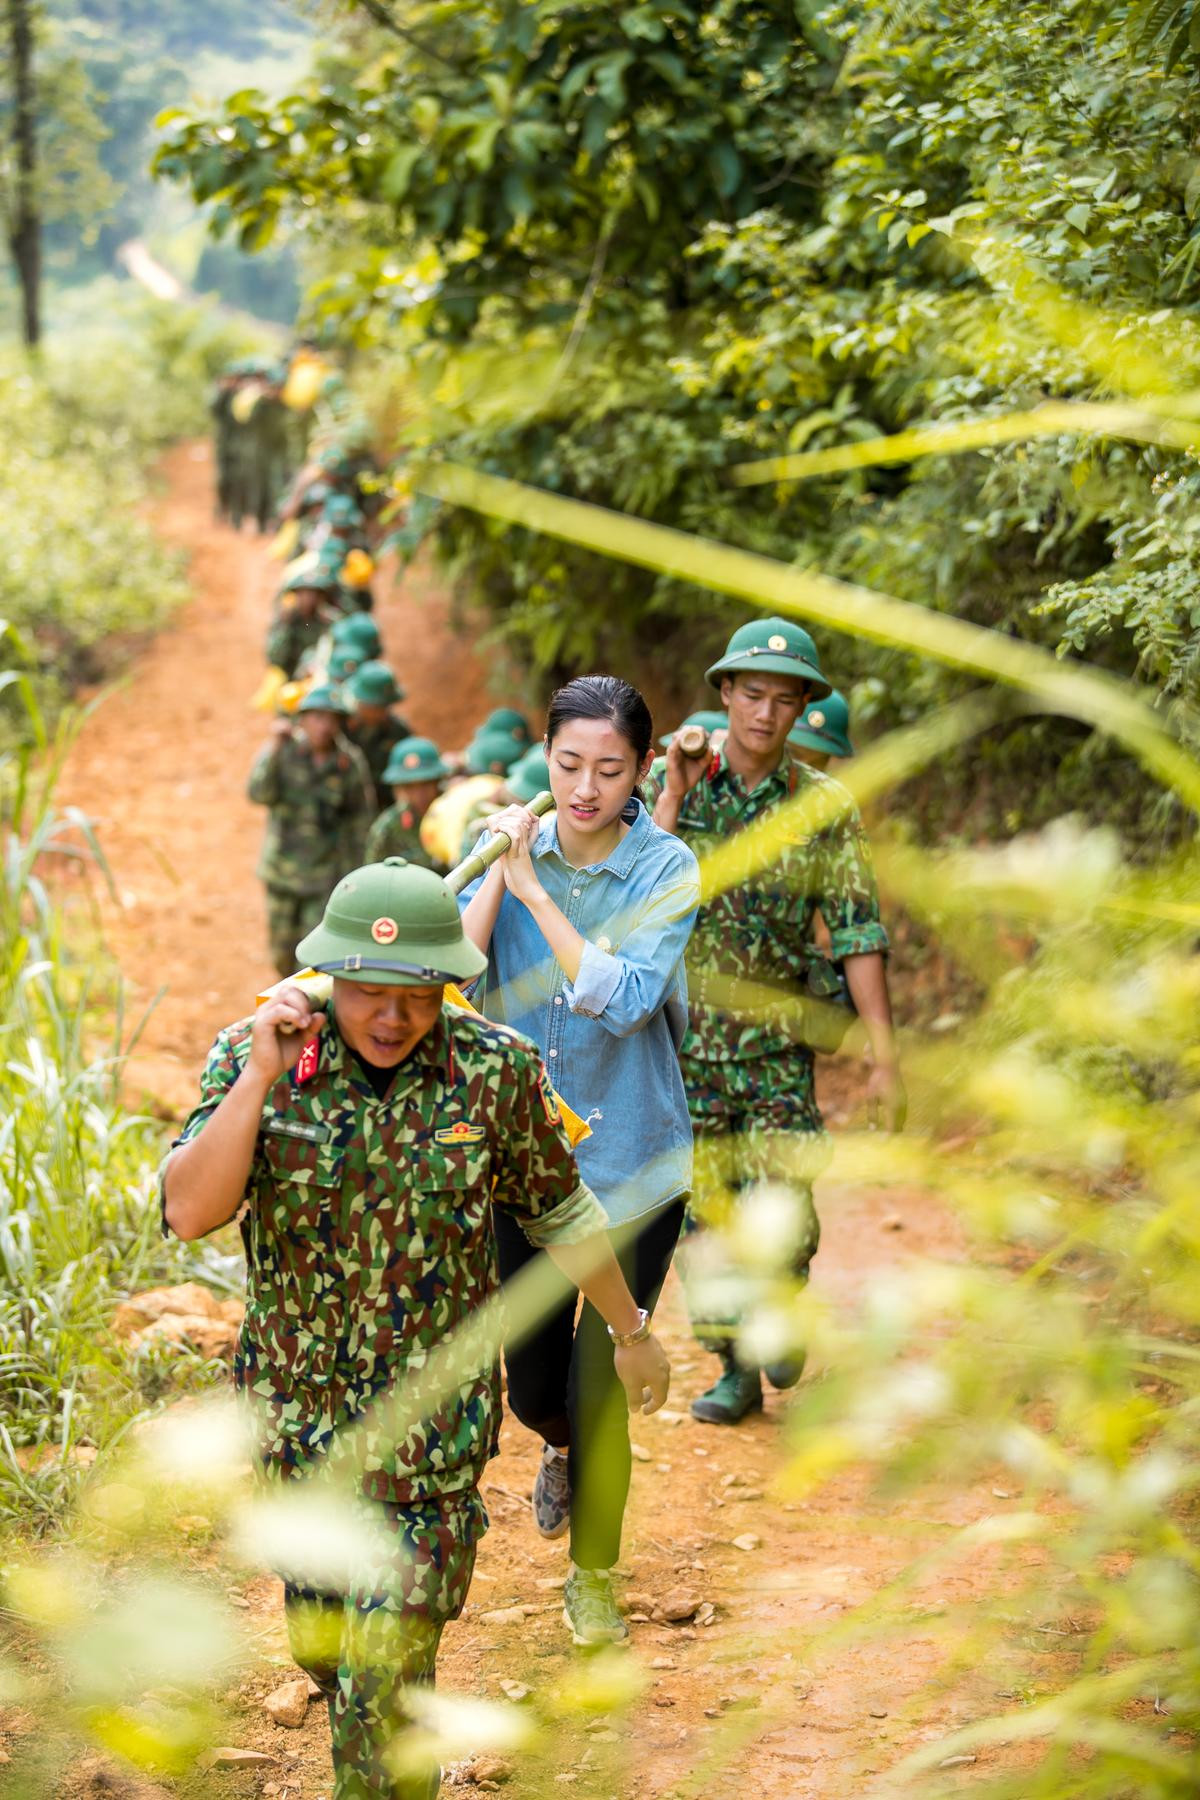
[157,1022,254,1237]
[816,798,890,962]
[561,854,699,1039]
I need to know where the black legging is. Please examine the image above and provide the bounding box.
[495,1198,686,1572]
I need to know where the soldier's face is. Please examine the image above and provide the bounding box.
[333,980,445,1065]
[299,710,339,752]
[721,674,810,760]
[394,779,441,816]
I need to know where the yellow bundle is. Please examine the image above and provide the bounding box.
[420,776,499,868]
[341,548,375,588]
[282,355,329,412]
[231,384,262,423]
[270,519,301,562]
[255,972,591,1147]
[251,669,310,715]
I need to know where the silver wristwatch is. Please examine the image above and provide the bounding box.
[607,1307,651,1347]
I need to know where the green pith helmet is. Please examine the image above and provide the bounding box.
[322,492,365,528]
[705,616,831,699]
[465,727,524,776]
[296,859,488,985]
[383,736,452,785]
[298,681,351,716]
[658,708,728,748]
[317,444,354,476]
[789,688,853,759]
[350,659,406,706]
[483,706,532,745]
[280,562,339,599]
[330,613,383,655]
[327,647,359,682]
[507,745,550,803]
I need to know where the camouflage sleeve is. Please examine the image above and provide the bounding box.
[345,742,375,821]
[247,741,285,806]
[156,1022,257,1236]
[492,1050,608,1247]
[815,789,890,962]
[265,614,290,671]
[363,811,387,862]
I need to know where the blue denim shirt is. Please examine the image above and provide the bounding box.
[457,801,700,1227]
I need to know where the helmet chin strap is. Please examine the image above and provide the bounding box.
[311,957,458,982]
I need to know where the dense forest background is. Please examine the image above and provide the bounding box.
[150,0,1200,847]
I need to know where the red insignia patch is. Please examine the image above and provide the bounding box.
[371,916,399,944]
[295,1038,320,1084]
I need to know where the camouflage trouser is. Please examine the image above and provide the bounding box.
[680,1053,828,1346]
[284,1490,486,1800]
[265,885,328,979]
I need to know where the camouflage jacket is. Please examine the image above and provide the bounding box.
[643,747,888,1065]
[266,604,336,680]
[164,1005,606,1502]
[364,805,440,872]
[346,714,414,811]
[247,731,372,894]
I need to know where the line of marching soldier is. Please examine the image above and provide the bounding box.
[239,413,554,977]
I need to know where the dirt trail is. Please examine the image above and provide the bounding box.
[60,440,497,1116]
[60,445,1006,1798]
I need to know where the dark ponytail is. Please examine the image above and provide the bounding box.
[545,675,654,765]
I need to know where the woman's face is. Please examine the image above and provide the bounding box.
[546,717,650,837]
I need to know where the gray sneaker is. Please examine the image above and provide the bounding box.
[563,1567,629,1646]
[532,1444,571,1539]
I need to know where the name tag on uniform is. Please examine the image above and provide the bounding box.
[433,1123,486,1147]
[263,1117,332,1145]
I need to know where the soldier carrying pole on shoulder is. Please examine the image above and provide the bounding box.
[643,616,905,1425]
[160,859,669,1800]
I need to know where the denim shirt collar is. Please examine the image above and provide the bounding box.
[531,797,649,882]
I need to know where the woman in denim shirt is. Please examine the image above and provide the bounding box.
[460,676,699,1646]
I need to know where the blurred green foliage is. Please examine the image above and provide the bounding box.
[0,668,238,1532]
[155,0,1200,842]
[0,294,270,712]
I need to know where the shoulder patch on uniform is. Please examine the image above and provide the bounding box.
[434,1122,486,1146]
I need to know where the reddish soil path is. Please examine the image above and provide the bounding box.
[59,444,1009,1799]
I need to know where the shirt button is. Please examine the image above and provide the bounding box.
[554,996,563,1006]
[572,887,582,897]
[549,1048,558,1058]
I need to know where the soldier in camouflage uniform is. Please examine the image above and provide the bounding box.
[346,663,413,812]
[267,571,343,680]
[248,683,374,976]
[160,859,669,1800]
[210,370,240,522]
[364,738,451,870]
[645,617,904,1424]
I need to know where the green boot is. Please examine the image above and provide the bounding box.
[690,1351,763,1425]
